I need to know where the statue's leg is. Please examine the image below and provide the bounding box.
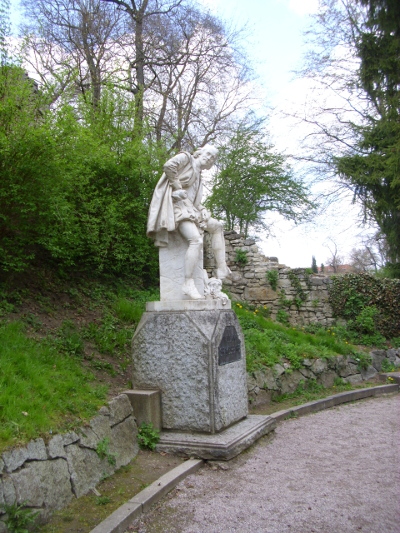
[205,218,231,280]
[178,221,204,299]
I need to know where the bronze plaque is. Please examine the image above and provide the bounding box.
[218,326,241,365]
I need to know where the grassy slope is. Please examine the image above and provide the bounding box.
[0,274,385,453]
[233,304,366,373]
[0,273,158,452]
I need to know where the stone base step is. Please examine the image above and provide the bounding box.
[156,415,276,461]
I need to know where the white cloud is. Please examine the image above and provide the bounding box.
[287,0,319,16]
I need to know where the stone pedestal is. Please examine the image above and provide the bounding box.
[159,231,204,300]
[132,308,248,434]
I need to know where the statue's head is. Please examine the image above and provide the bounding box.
[193,144,218,170]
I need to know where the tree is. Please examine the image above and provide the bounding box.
[204,119,314,237]
[321,263,325,273]
[311,255,318,273]
[296,0,400,276]
[335,0,400,272]
[22,0,255,148]
[324,238,344,273]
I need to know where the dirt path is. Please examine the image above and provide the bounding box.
[129,395,400,533]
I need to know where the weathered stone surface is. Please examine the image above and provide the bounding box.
[11,459,73,511]
[244,287,278,301]
[386,349,397,362]
[318,370,336,389]
[345,374,363,385]
[109,417,138,469]
[0,477,16,506]
[62,432,80,446]
[370,349,387,371]
[339,363,358,378]
[273,363,285,377]
[302,358,313,368]
[26,438,47,461]
[395,357,400,368]
[132,310,247,433]
[299,368,315,380]
[311,358,328,375]
[47,435,66,459]
[108,395,133,427]
[45,432,79,460]
[0,459,3,475]
[361,365,378,381]
[254,368,279,390]
[2,447,29,473]
[247,374,257,391]
[279,370,303,394]
[65,444,114,499]
[79,414,112,449]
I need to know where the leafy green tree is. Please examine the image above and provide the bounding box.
[205,121,314,237]
[0,67,166,281]
[335,0,400,274]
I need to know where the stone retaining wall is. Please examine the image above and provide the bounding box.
[204,231,334,326]
[0,394,138,531]
[247,348,400,406]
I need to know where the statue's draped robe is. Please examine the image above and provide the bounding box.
[147,152,203,247]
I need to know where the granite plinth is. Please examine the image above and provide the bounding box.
[156,415,276,460]
[132,309,248,433]
[146,300,231,311]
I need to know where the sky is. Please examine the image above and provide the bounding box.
[8,0,372,268]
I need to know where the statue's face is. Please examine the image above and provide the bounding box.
[198,149,217,170]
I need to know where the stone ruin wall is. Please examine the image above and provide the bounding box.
[204,230,334,327]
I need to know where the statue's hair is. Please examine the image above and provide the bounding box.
[193,144,218,159]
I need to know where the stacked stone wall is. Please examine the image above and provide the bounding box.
[204,230,334,326]
[0,394,138,531]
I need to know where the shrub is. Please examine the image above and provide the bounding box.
[0,500,39,533]
[266,270,278,291]
[137,422,160,450]
[234,249,248,267]
[329,273,400,339]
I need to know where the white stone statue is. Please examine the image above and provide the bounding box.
[147,145,230,300]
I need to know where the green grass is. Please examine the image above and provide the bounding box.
[113,298,144,323]
[233,303,359,373]
[0,321,108,452]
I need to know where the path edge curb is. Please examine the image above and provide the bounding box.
[89,458,203,533]
[270,383,399,423]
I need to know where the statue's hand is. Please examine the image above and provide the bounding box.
[172,189,187,201]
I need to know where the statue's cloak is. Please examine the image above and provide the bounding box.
[147,152,203,247]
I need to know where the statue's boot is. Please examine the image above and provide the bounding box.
[182,278,204,300]
[216,265,232,280]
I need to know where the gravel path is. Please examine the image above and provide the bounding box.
[130,395,400,533]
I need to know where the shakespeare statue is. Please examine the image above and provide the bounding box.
[147,145,230,300]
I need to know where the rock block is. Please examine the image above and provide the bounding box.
[109,417,139,469]
[11,459,73,511]
[65,444,114,499]
[108,394,133,427]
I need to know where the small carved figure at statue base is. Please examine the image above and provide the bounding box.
[147,144,230,301]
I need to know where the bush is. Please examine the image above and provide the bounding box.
[137,422,160,450]
[234,249,248,267]
[266,270,278,291]
[329,273,400,339]
[0,68,165,281]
